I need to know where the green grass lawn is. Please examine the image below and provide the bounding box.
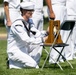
[0,26,76,75]
[0,40,76,75]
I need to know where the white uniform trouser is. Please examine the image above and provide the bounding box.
[8,45,42,69]
[64,16,76,60]
[4,9,20,34]
[49,4,67,63]
[31,10,43,31]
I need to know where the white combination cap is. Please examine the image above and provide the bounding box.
[20,1,34,10]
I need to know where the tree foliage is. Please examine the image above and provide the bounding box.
[43,0,46,6]
[0,0,3,4]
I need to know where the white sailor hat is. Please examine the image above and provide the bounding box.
[20,2,34,10]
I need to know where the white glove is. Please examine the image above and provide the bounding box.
[40,30,48,37]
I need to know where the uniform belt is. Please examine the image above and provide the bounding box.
[35,8,43,13]
[52,3,66,6]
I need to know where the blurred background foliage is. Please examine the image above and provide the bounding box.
[0,0,4,27]
[0,0,3,4]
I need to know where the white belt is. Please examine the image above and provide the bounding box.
[52,3,66,6]
[34,8,43,13]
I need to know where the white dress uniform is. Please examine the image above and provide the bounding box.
[49,0,67,63]
[29,0,43,31]
[65,0,76,60]
[7,1,47,69]
[7,15,44,69]
[4,0,21,33]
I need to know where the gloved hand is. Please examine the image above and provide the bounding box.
[34,30,49,38]
[40,30,49,37]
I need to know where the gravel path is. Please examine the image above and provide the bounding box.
[0,34,7,40]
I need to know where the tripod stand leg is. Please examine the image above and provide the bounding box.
[66,60,73,69]
[53,47,73,69]
[41,48,63,71]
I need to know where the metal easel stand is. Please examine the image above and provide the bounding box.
[41,29,73,70]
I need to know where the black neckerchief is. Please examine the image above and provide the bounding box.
[21,20,36,36]
[14,19,36,36]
